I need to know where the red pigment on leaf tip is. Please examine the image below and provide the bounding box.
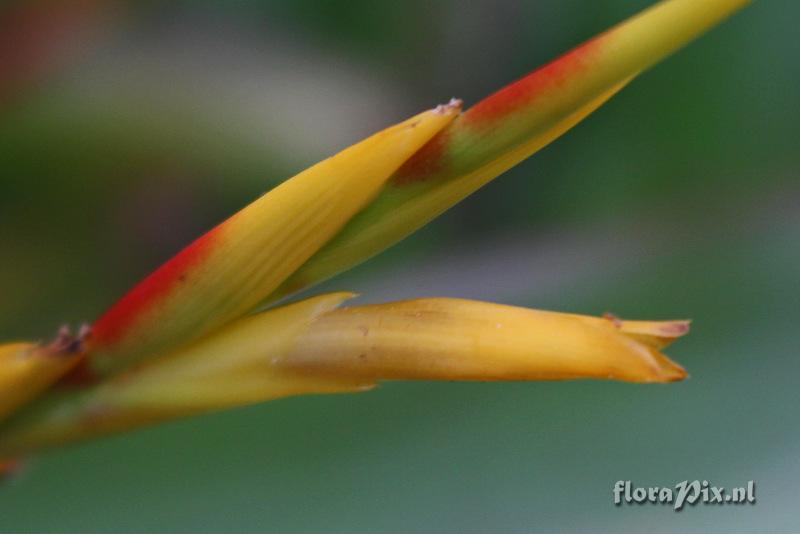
[90,225,223,350]
[462,35,606,128]
[392,128,452,185]
[390,36,606,186]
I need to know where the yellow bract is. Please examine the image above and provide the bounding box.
[89,104,460,375]
[104,292,368,413]
[0,294,687,456]
[271,0,752,302]
[285,298,688,384]
[0,341,81,422]
[0,294,368,455]
[274,81,633,298]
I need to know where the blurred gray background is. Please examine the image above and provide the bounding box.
[0,0,798,532]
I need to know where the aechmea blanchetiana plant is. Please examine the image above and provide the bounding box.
[0,0,750,461]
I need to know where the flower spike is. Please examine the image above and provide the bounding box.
[0,0,752,458]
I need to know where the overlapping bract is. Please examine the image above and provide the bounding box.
[274,0,752,302]
[0,295,689,456]
[0,337,82,422]
[88,105,460,376]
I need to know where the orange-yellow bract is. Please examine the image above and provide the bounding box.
[0,0,751,458]
[0,340,82,422]
[0,294,688,456]
[285,298,689,384]
[87,104,461,376]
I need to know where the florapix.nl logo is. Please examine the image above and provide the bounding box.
[613,480,756,511]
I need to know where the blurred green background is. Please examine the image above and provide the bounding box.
[1,0,798,532]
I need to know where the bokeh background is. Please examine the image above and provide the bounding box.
[1,0,798,532]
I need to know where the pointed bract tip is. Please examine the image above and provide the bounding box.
[653,354,689,382]
[47,324,91,356]
[612,317,692,349]
[433,98,463,115]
